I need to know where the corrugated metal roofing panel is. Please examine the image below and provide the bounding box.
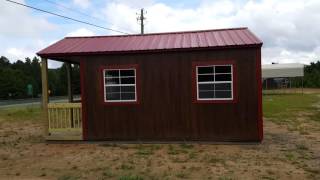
[37,27,262,57]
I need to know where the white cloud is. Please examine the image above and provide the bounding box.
[100,0,320,64]
[73,0,90,9]
[6,48,34,61]
[1,0,320,68]
[0,0,55,37]
[3,39,46,61]
[66,28,95,37]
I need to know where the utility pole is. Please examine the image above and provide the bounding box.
[137,8,146,34]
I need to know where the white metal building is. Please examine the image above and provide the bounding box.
[262,63,305,91]
[262,63,304,78]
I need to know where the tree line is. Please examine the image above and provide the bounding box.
[0,56,80,99]
[1,55,320,99]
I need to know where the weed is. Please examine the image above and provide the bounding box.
[295,144,308,151]
[167,145,188,155]
[100,143,118,148]
[303,167,320,174]
[118,175,144,180]
[261,176,275,180]
[218,176,233,180]
[188,151,197,159]
[121,164,134,170]
[136,147,153,156]
[102,169,114,178]
[284,153,295,161]
[179,143,194,149]
[57,175,79,180]
[176,171,188,178]
[204,154,225,165]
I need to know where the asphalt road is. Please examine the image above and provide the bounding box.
[0,96,80,108]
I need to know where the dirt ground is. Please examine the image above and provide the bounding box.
[0,96,320,179]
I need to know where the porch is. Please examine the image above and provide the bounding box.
[41,58,84,141]
[46,102,82,140]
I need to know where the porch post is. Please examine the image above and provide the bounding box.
[41,58,49,136]
[66,63,73,102]
[66,62,74,128]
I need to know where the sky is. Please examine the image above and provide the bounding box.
[0,0,319,68]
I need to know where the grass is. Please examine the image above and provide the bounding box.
[263,94,319,121]
[135,145,161,156]
[57,175,79,180]
[175,172,188,179]
[0,106,42,122]
[101,169,115,178]
[1,93,320,179]
[167,144,188,155]
[118,175,144,180]
[263,94,320,134]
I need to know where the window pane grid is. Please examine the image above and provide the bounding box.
[104,68,137,102]
[196,65,233,100]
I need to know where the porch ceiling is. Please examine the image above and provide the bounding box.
[48,56,80,64]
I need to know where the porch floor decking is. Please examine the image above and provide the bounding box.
[46,128,82,141]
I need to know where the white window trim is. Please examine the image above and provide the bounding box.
[196,64,233,101]
[103,68,137,103]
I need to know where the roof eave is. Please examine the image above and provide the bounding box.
[37,43,263,59]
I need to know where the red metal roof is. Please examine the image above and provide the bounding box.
[37,27,262,57]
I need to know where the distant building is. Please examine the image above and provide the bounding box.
[262,63,304,89]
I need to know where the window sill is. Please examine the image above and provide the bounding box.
[193,99,237,104]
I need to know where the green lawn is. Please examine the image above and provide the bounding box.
[263,94,319,119]
[0,105,42,123]
[263,93,320,133]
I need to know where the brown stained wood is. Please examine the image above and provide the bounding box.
[81,48,261,141]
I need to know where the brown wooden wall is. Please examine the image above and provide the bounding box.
[80,47,261,141]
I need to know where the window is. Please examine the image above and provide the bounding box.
[195,63,234,101]
[103,67,137,103]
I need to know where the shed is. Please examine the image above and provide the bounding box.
[37,27,263,142]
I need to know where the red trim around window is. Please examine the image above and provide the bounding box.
[192,60,237,104]
[99,64,140,105]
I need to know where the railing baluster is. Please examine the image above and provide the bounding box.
[78,108,80,128]
[69,108,71,129]
[59,108,62,129]
[73,108,77,128]
[76,108,78,128]
[48,103,82,130]
[64,108,67,128]
[55,107,57,129]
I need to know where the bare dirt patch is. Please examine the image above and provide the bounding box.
[0,100,320,179]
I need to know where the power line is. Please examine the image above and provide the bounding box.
[5,0,130,35]
[42,0,134,34]
[43,0,99,20]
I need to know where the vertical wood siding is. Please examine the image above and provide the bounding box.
[82,47,261,141]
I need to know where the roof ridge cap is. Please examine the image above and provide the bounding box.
[65,27,249,39]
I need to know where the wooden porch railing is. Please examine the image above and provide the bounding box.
[48,103,82,130]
